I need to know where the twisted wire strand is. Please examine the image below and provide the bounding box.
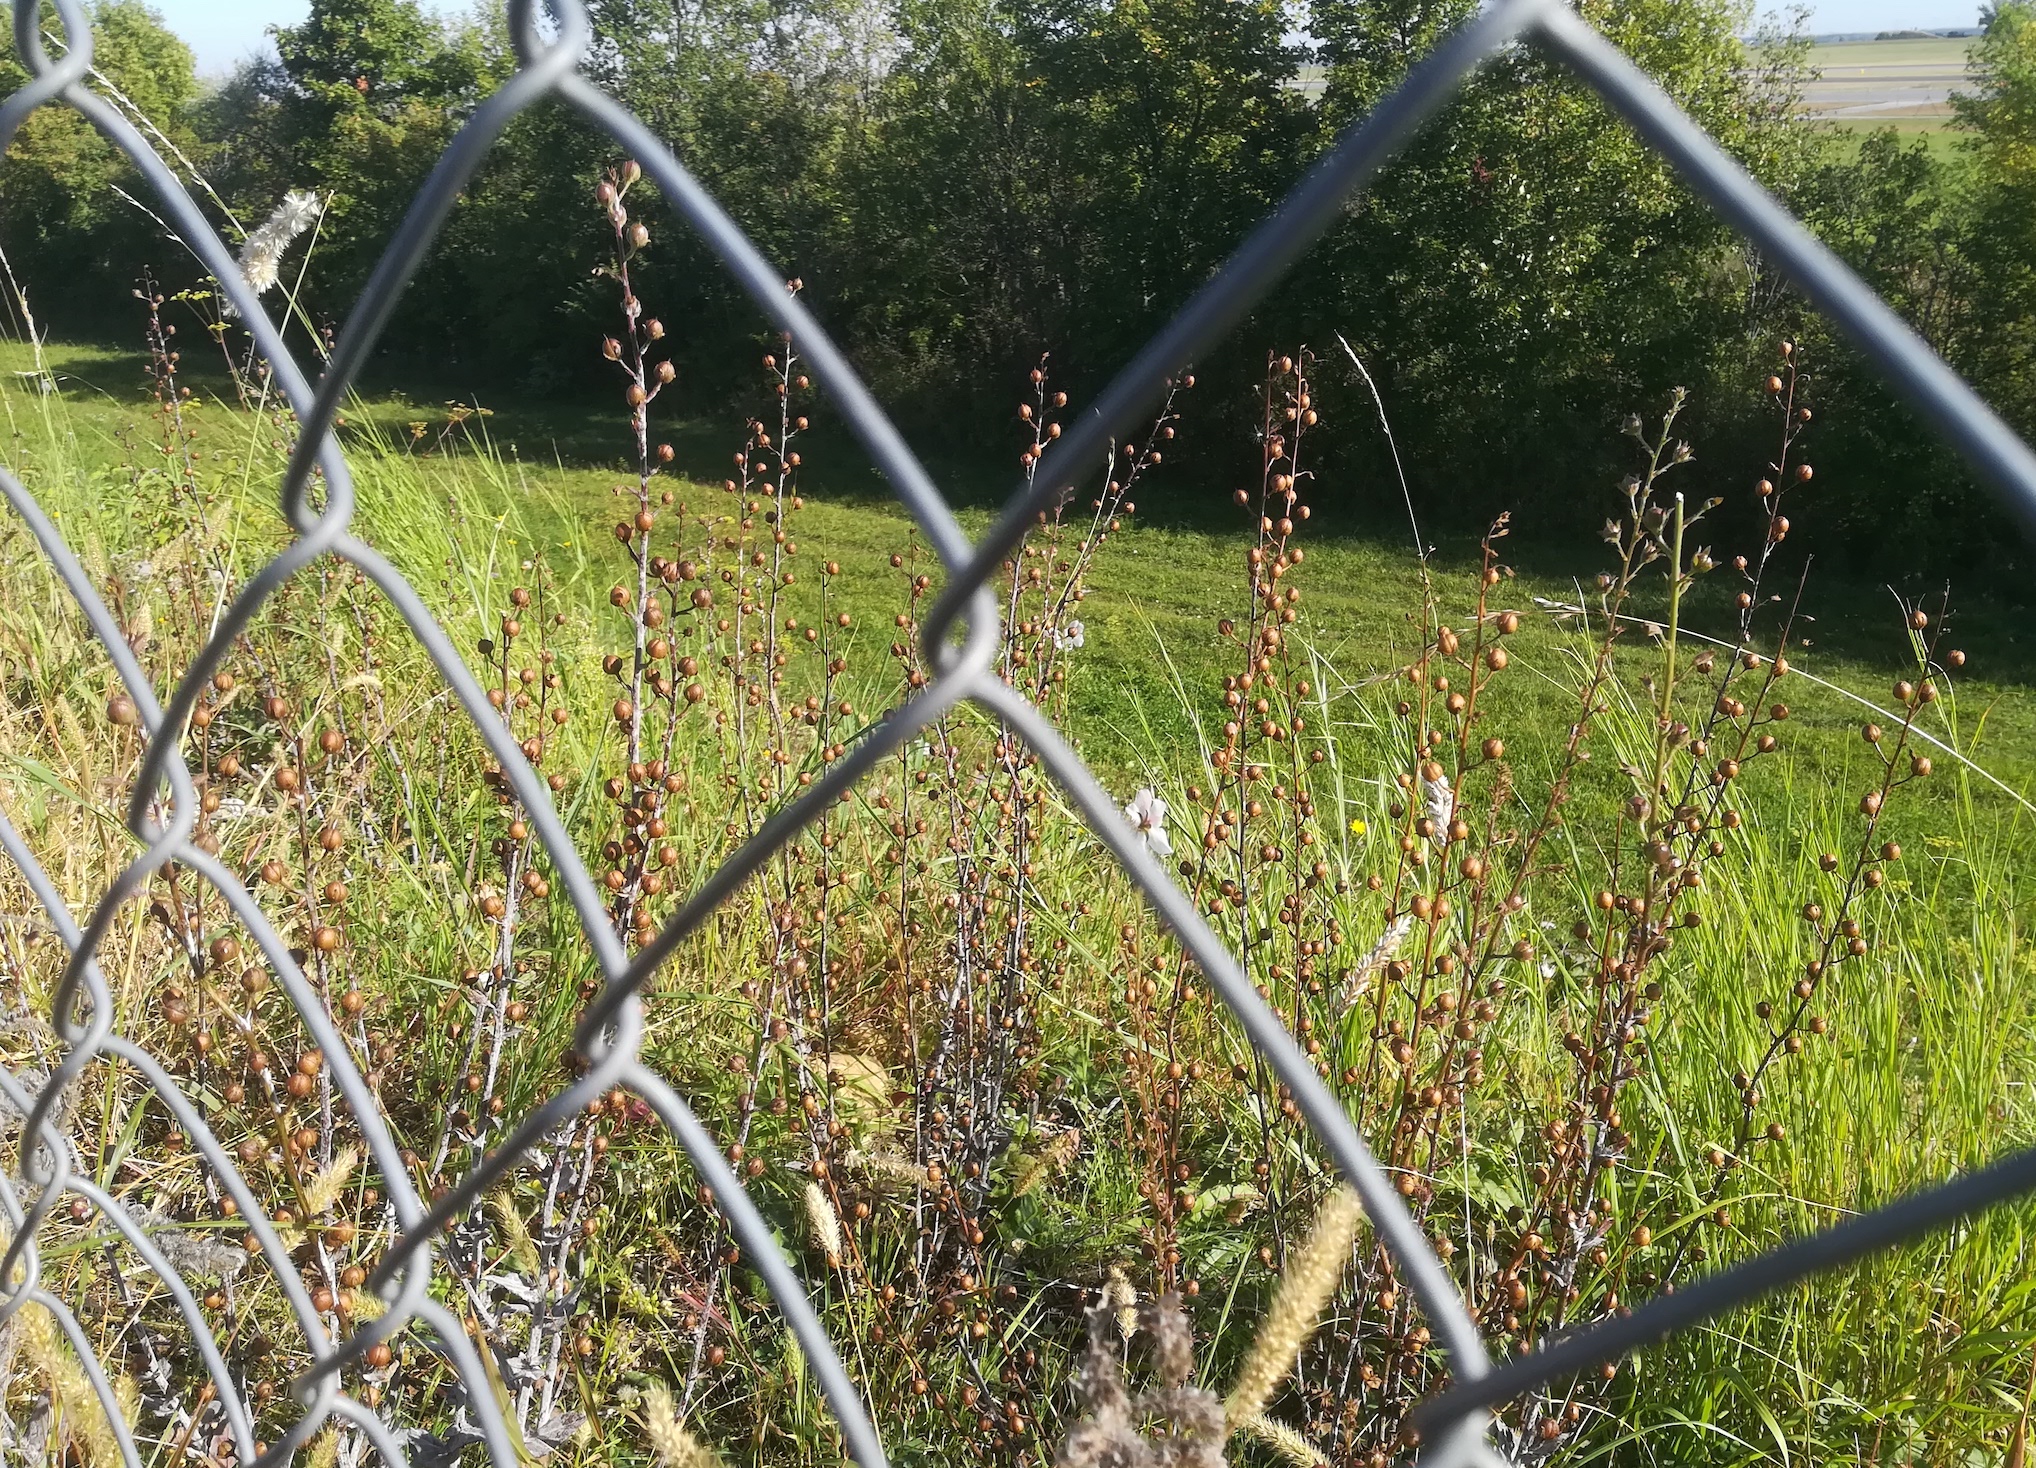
[0,0,2033,1465]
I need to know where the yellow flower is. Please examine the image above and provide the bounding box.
[1347,817,1366,836]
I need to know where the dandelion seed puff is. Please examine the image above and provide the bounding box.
[642,1382,722,1468]
[235,190,323,301]
[1224,1185,1364,1425]
[803,1180,842,1262]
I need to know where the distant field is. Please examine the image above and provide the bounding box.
[1799,34,1971,129]
[1303,38,1973,143]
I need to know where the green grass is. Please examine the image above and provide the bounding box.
[1804,36,1974,70]
[4,336,2036,1466]
[18,339,2035,822]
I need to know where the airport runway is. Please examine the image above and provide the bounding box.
[1799,38,1970,120]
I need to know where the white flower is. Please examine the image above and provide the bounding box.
[1422,768,1455,843]
[235,190,324,299]
[1124,787,1172,858]
[1054,620,1085,651]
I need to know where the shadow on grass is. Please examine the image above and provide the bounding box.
[18,338,2036,690]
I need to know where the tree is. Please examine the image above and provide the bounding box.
[1295,0,1821,529]
[572,0,888,402]
[0,1,202,333]
[269,0,506,306]
[1958,0,2036,188]
[1953,1,2036,438]
[837,0,1306,424]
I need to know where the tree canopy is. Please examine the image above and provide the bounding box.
[3,0,2034,576]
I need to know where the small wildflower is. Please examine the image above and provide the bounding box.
[1125,787,1172,858]
[1055,619,1086,651]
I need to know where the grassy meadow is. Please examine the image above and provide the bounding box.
[4,319,2036,1468]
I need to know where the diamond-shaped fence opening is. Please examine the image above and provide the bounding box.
[2,0,2034,1464]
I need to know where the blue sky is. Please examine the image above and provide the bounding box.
[149,0,1993,75]
[1794,0,1991,30]
[151,0,455,75]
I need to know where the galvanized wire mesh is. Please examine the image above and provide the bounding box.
[3,0,2036,1464]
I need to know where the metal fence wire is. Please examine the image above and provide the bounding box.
[4,0,2036,1463]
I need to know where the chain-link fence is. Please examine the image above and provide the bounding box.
[3,0,2035,1464]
